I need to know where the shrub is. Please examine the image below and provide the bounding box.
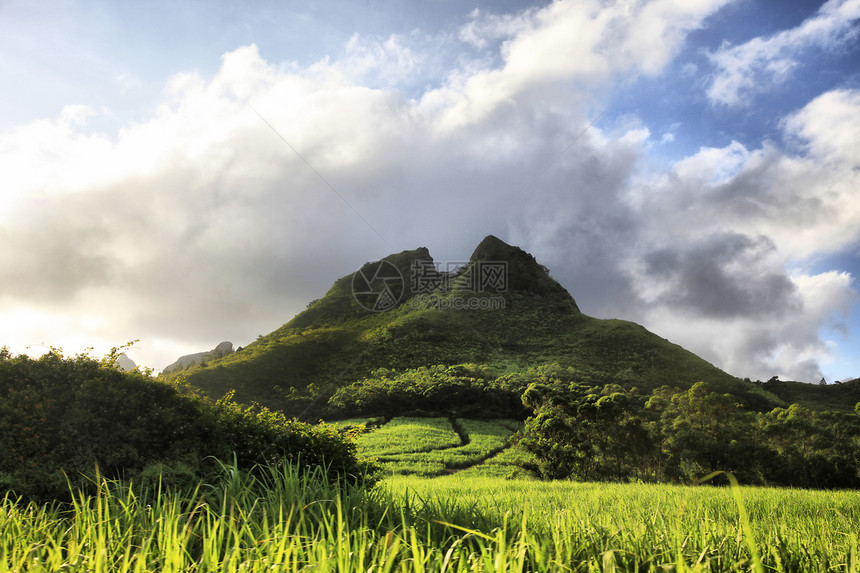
[0,348,375,504]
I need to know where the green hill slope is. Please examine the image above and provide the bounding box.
[165,236,779,417]
[762,378,860,412]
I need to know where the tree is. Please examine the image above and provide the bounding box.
[519,383,589,479]
[518,377,860,488]
[659,382,762,483]
[519,382,658,481]
[762,405,860,488]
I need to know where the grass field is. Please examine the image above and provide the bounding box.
[3,460,859,572]
[452,444,536,478]
[353,417,523,477]
[3,416,859,571]
[356,417,462,456]
[383,475,860,571]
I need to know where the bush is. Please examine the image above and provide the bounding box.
[326,364,528,419]
[0,348,376,504]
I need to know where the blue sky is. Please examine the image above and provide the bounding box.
[0,0,858,381]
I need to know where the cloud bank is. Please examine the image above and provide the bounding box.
[0,0,857,382]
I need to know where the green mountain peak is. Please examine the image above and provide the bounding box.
[467,235,575,300]
[469,234,519,261]
[166,236,769,418]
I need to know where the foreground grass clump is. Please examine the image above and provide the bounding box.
[4,459,859,572]
[0,460,388,572]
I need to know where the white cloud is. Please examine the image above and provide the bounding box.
[783,89,860,166]
[0,1,856,385]
[0,106,117,202]
[671,140,751,183]
[636,88,860,263]
[707,0,860,106]
[423,0,733,132]
[458,7,537,50]
[338,33,425,87]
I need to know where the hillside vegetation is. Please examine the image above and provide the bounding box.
[167,236,780,418]
[0,348,372,504]
[763,377,860,411]
[2,237,859,570]
[151,235,860,490]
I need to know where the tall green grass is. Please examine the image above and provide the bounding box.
[386,474,860,571]
[0,461,383,572]
[2,459,859,572]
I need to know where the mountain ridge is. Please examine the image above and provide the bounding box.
[163,341,234,374]
[164,236,792,417]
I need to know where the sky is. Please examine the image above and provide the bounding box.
[1,0,859,382]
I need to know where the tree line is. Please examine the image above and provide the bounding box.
[519,379,860,488]
[329,363,860,488]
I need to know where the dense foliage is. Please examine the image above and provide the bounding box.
[326,364,529,419]
[328,364,860,488]
[0,348,374,503]
[519,376,860,488]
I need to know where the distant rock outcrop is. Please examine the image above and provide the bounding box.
[115,353,136,372]
[162,341,233,374]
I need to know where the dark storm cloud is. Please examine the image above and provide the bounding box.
[506,135,643,318]
[642,233,801,319]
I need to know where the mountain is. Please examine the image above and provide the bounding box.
[162,341,234,374]
[165,236,786,417]
[115,353,136,372]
